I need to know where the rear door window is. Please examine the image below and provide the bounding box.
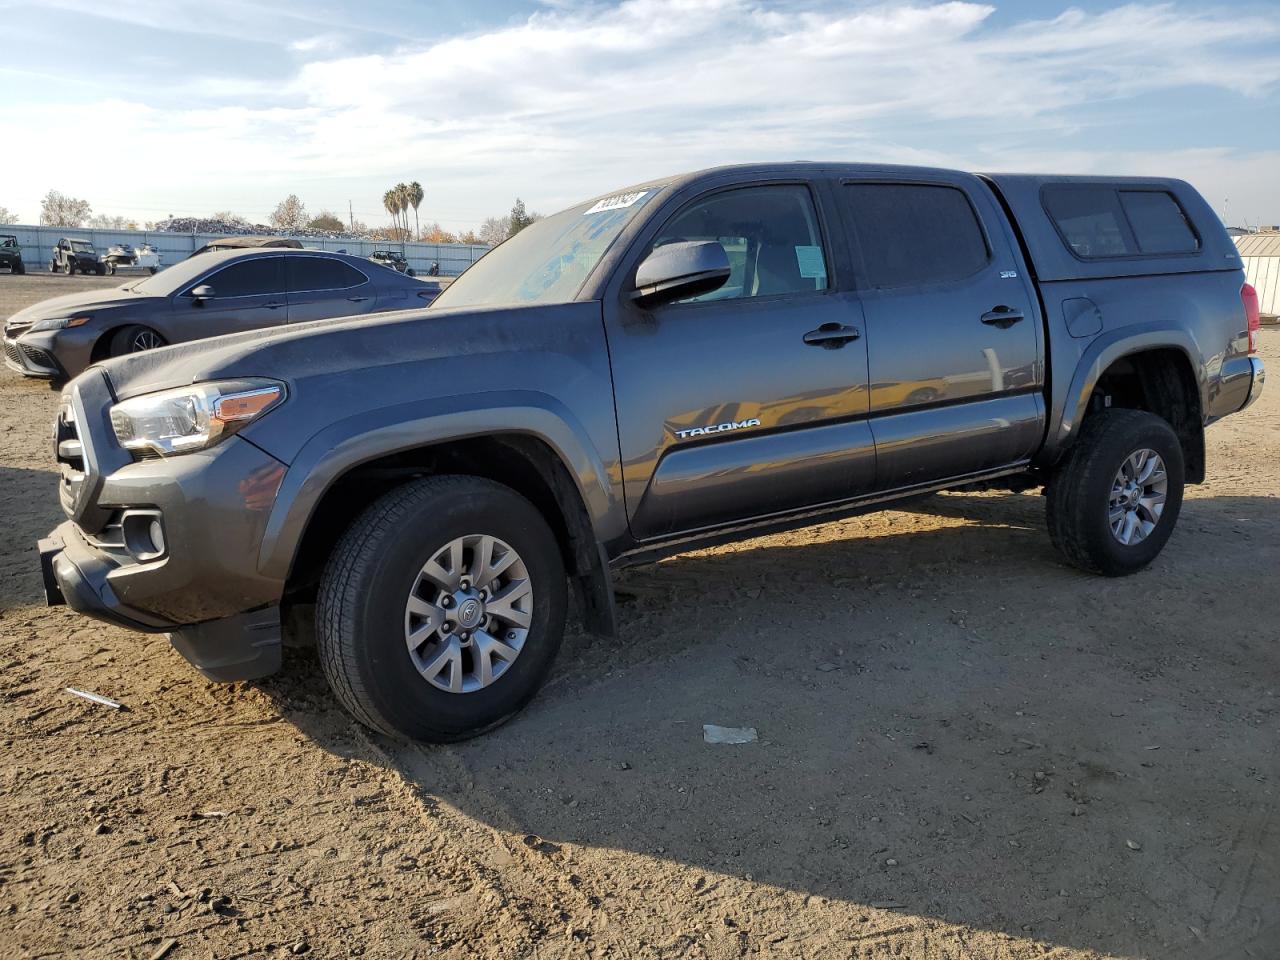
[286,255,367,292]
[201,257,284,298]
[650,184,829,303]
[1043,185,1200,258]
[842,183,990,288]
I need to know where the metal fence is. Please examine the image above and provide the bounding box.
[0,224,489,277]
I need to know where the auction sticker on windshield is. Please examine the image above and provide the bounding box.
[584,191,649,215]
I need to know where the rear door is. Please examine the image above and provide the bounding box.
[284,255,376,323]
[172,255,287,341]
[603,180,876,541]
[837,176,1044,490]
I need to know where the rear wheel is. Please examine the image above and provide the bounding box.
[95,263,106,276]
[63,260,74,275]
[1046,408,1184,576]
[109,325,166,356]
[317,475,568,742]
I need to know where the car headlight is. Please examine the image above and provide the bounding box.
[109,379,286,457]
[28,315,91,333]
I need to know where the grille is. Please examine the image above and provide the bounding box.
[2,339,19,366]
[20,344,58,371]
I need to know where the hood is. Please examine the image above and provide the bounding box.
[95,301,591,402]
[5,286,145,334]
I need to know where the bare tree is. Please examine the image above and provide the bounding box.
[269,194,309,233]
[479,215,511,246]
[211,210,249,226]
[88,213,131,230]
[40,190,93,228]
[0,206,18,225]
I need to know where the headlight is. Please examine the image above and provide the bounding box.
[29,315,91,333]
[109,379,285,457]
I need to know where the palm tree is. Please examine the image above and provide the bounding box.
[383,188,399,238]
[408,181,424,241]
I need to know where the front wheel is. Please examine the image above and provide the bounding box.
[63,261,74,275]
[109,325,167,356]
[317,475,568,742]
[1046,409,1184,576]
[12,260,23,275]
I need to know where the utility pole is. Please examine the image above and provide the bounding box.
[348,200,354,232]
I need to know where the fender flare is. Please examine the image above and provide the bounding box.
[255,390,620,583]
[1048,323,1205,458]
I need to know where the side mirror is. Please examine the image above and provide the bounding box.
[189,284,215,305]
[631,241,731,307]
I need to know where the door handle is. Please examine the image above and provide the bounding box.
[803,323,861,348]
[980,306,1024,328]
[264,301,285,310]
[347,296,371,302]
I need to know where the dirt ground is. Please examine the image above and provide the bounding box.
[1,271,1276,959]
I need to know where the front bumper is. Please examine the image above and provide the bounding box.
[40,374,292,681]
[40,526,283,680]
[3,335,63,378]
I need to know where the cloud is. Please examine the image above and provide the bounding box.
[3,1,1280,226]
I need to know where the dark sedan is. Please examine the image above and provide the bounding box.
[3,248,441,379]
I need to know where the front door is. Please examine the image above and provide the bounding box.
[284,255,377,323]
[175,255,288,341]
[604,182,876,541]
[838,178,1044,490]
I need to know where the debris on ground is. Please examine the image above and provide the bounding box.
[703,724,758,744]
[64,687,123,710]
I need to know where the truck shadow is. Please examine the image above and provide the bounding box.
[271,490,1279,957]
[0,466,63,611]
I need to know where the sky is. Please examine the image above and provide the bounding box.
[4,0,1280,232]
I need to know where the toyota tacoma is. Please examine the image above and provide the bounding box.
[38,163,1266,741]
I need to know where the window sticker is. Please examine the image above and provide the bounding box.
[584,191,649,215]
[795,245,827,279]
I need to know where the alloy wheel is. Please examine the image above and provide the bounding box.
[403,534,533,694]
[1108,448,1168,546]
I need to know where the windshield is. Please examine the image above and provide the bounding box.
[71,241,94,253]
[433,187,660,309]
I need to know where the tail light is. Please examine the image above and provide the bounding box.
[1242,282,1260,354]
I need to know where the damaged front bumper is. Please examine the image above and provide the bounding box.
[40,522,283,682]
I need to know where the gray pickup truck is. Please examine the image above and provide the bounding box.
[38,163,1265,742]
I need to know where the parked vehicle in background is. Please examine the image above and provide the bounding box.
[50,238,104,275]
[0,235,23,274]
[36,163,1264,743]
[101,243,137,276]
[190,236,303,257]
[4,248,439,379]
[134,243,162,275]
[370,249,416,276]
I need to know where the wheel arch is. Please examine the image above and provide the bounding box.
[261,413,619,639]
[1053,330,1205,483]
[89,323,164,364]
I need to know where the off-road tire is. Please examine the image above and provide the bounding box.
[63,261,74,275]
[316,475,568,742]
[109,325,166,356]
[1046,408,1184,576]
[12,260,24,275]
[95,263,106,276]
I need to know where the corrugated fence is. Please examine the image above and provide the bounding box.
[0,224,489,277]
[1236,234,1280,321]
